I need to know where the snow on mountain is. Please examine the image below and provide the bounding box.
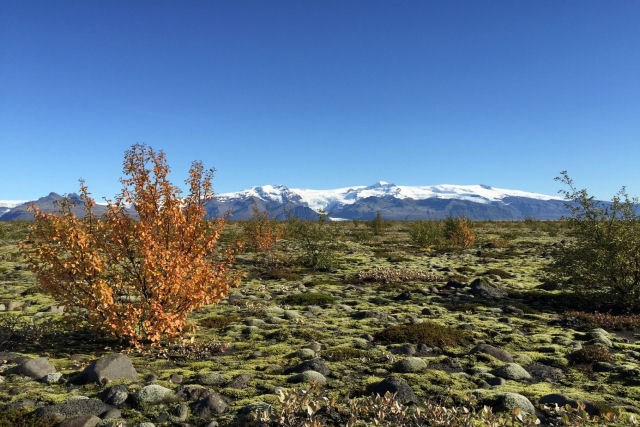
[0,200,29,208]
[0,200,29,216]
[217,182,563,212]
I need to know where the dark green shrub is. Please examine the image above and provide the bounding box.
[548,172,640,312]
[375,322,469,348]
[284,292,336,306]
[409,220,444,248]
[568,345,611,365]
[286,211,339,271]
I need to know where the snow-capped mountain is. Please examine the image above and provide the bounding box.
[0,182,570,221]
[0,200,29,217]
[209,181,568,220]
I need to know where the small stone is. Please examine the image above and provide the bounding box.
[83,354,137,385]
[471,343,514,363]
[169,373,183,384]
[101,408,122,419]
[487,376,506,386]
[144,373,158,382]
[42,372,63,384]
[284,310,301,320]
[286,358,331,376]
[100,385,129,406]
[16,357,56,379]
[288,370,327,384]
[295,348,316,360]
[492,363,531,381]
[190,393,227,418]
[236,402,273,424]
[228,373,251,389]
[59,415,101,427]
[171,403,188,421]
[393,357,427,373]
[491,392,535,415]
[196,372,227,386]
[305,342,322,352]
[134,384,175,405]
[7,301,24,311]
[367,376,417,403]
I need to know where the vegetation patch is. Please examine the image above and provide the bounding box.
[375,322,470,348]
[283,292,336,306]
[568,345,611,365]
[565,311,640,331]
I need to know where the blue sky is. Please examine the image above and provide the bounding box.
[1,1,639,201]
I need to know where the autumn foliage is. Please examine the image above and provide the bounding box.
[21,144,241,346]
[444,215,476,249]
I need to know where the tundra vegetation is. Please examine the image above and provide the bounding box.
[1,154,640,425]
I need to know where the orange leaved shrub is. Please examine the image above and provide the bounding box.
[21,144,242,346]
[445,215,476,249]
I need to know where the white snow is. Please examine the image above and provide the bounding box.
[0,200,29,209]
[217,182,562,212]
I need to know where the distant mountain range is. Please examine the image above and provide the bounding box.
[1,182,572,221]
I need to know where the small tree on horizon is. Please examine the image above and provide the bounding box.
[21,144,242,346]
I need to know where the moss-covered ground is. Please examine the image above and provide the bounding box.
[1,220,639,425]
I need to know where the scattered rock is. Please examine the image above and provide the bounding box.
[59,414,101,427]
[134,384,175,405]
[390,344,416,356]
[15,357,56,379]
[100,385,129,407]
[83,354,137,385]
[471,343,513,363]
[367,376,417,403]
[169,373,183,384]
[393,357,427,373]
[35,398,113,420]
[42,372,63,384]
[190,393,227,418]
[487,376,506,386]
[197,372,227,386]
[539,393,599,416]
[491,392,535,415]
[7,301,24,311]
[288,370,327,384]
[228,373,252,389]
[235,402,273,426]
[492,363,531,381]
[470,278,507,299]
[295,348,316,359]
[175,385,211,402]
[527,363,565,383]
[286,357,331,376]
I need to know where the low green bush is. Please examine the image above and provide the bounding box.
[375,321,470,348]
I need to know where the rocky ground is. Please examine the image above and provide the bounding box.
[1,220,640,426]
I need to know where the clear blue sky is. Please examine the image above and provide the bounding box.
[1,1,639,201]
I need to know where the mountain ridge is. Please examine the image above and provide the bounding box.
[0,182,570,221]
